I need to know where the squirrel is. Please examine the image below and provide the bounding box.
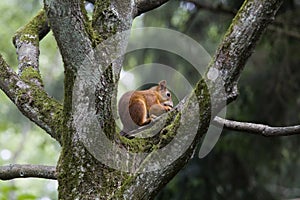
[118,80,173,136]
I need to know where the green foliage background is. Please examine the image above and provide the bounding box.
[1,0,300,199]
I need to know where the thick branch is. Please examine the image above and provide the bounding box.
[214,117,300,137]
[133,0,170,17]
[0,164,56,180]
[42,0,95,148]
[205,0,283,109]
[0,55,63,143]
[44,0,93,71]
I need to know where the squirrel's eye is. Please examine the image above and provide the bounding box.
[167,92,171,97]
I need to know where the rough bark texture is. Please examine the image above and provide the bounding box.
[0,0,283,199]
[43,0,136,199]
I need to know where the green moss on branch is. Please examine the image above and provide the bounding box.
[13,9,49,46]
[17,66,63,143]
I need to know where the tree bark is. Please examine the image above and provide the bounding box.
[0,164,56,180]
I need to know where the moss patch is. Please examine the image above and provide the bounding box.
[13,9,47,46]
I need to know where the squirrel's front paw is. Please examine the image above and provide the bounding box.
[164,106,172,111]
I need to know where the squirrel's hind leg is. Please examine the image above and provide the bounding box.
[129,100,152,126]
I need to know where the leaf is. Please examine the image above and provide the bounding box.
[17,194,37,200]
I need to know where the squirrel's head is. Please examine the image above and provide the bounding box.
[154,80,173,108]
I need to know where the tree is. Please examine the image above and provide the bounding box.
[0,0,294,199]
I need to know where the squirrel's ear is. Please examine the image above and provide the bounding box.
[158,80,167,90]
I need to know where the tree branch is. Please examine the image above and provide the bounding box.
[133,0,170,17]
[88,0,156,22]
[44,0,93,71]
[12,9,50,87]
[214,117,300,137]
[0,164,56,180]
[1,9,64,143]
[205,0,283,112]
[0,55,63,144]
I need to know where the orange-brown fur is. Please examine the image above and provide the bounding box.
[118,80,173,136]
